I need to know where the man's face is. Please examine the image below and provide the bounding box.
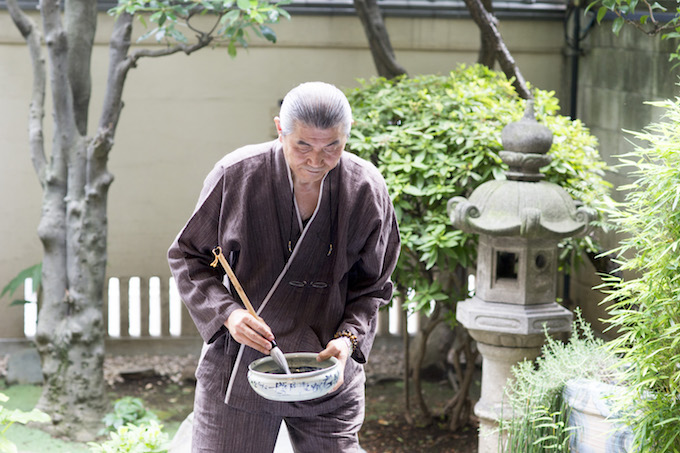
[275,118,347,186]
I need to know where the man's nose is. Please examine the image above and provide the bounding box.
[308,150,323,167]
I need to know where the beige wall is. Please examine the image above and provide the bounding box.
[0,11,566,337]
[571,24,680,335]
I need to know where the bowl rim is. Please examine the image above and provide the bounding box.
[248,352,339,380]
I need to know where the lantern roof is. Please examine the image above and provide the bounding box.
[448,101,595,239]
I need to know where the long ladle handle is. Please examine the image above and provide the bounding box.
[210,247,290,373]
[210,246,261,321]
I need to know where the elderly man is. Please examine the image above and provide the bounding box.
[168,82,400,452]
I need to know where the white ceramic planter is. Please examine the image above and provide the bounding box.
[563,378,634,453]
[247,352,340,402]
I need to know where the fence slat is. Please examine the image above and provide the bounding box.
[119,277,130,337]
[102,280,109,336]
[160,277,170,337]
[140,277,150,337]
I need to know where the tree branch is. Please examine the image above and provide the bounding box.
[98,11,133,138]
[477,0,497,67]
[41,0,78,140]
[353,0,407,79]
[65,0,97,135]
[6,0,48,185]
[129,36,215,61]
[42,0,85,206]
[463,0,532,100]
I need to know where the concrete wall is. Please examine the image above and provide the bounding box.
[0,11,567,338]
[571,22,680,335]
[579,23,680,208]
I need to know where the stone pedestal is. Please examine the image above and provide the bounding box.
[474,343,541,452]
[458,297,572,452]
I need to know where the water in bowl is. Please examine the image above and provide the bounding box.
[269,365,319,374]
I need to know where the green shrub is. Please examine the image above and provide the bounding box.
[602,95,680,452]
[345,64,611,312]
[499,310,615,452]
[0,392,50,453]
[101,397,160,435]
[88,420,169,453]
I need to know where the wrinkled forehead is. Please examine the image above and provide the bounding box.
[288,122,348,144]
[287,118,350,138]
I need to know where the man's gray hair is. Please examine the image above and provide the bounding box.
[279,82,352,136]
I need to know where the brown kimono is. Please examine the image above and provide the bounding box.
[168,140,400,448]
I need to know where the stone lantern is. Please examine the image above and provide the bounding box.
[447,102,595,453]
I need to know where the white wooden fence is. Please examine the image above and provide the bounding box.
[12,276,419,357]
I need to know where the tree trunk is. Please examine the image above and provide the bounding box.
[24,0,108,439]
[463,0,532,99]
[7,0,122,438]
[477,0,497,67]
[353,0,408,79]
[443,327,477,431]
[411,304,442,424]
[7,0,272,439]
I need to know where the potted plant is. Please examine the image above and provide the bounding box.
[499,309,631,452]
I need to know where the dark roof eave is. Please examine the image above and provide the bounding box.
[0,0,566,20]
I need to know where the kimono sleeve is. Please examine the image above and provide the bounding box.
[167,165,241,344]
[339,190,401,364]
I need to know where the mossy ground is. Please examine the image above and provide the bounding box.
[2,375,478,453]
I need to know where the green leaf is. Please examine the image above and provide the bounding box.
[0,436,18,453]
[222,8,241,25]
[9,299,30,307]
[260,25,277,43]
[651,1,667,11]
[6,408,51,425]
[613,16,625,35]
[137,27,158,43]
[1,263,41,300]
[597,6,608,23]
[237,0,251,10]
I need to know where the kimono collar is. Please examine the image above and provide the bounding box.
[273,141,335,258]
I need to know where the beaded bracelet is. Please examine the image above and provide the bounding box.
[334,330,358,354]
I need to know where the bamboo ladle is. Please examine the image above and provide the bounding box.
[210,246,291,374]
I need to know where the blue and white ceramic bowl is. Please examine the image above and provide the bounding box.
[247,352,340,402]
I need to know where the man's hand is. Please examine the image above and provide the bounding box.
[224,309,274,355]
[317,337,351,393]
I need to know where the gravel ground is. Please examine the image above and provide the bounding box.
[101,335,407,387]
[0,355,7,379]
[0,336,407,388]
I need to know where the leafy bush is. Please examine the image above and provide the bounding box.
[88,420,169,453]
[0,392,50,453]
[345,65,612,428]
[101,397,160,435]
[602,96,680,452]
[345,64,611,313]
[499,310,616,452]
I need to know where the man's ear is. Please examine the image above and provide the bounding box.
[273,117,283,141]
